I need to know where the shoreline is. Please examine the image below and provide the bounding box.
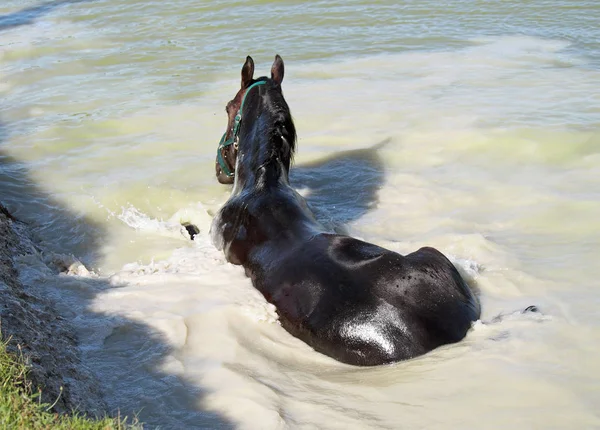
[0,201,108,417]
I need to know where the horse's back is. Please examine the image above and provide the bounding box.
[255,233,479,365]
[378,246,481,344]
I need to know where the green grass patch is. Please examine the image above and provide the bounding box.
[0,337,139,430]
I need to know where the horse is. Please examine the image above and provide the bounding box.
[210,55,481,366]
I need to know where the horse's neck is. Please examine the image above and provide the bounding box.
[233,157,289,197]
[228,147,324,243]
[234,119,291,194]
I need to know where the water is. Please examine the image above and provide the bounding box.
[1,0,600,428]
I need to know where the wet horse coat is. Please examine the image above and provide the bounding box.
[211,56,480,365]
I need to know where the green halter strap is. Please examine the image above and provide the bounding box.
[217,80,267,177]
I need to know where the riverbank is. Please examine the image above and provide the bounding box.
[0,201,130,426]
[0,337,133,429]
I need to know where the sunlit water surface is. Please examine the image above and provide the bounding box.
[1,0,600,428]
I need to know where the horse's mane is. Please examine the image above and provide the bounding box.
[244,79,297,174]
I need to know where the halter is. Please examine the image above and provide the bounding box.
[217,80,267,178]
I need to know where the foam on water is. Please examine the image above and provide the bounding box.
[77,192,588,429]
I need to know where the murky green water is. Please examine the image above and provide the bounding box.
[1,1,600,428]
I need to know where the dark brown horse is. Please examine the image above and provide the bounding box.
[210,55,481,366]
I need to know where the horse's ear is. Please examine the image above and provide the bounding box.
[241,56,254,88]
[271,55,284,85]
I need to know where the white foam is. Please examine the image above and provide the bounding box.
[116,203,214,241]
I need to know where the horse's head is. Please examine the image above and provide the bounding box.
[215,55,285,184]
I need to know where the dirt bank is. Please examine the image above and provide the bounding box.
[0,201,107,417]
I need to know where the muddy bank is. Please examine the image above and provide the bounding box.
[0,201,107,417]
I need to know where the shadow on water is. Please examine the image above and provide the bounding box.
[0,143,104,269]
[290,138,390,234]
[0,95,232,430]
[0,0,94,32]
[0,2,231,426]
[290,139,483,297]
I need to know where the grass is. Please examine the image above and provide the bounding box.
[0,337,139,430]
